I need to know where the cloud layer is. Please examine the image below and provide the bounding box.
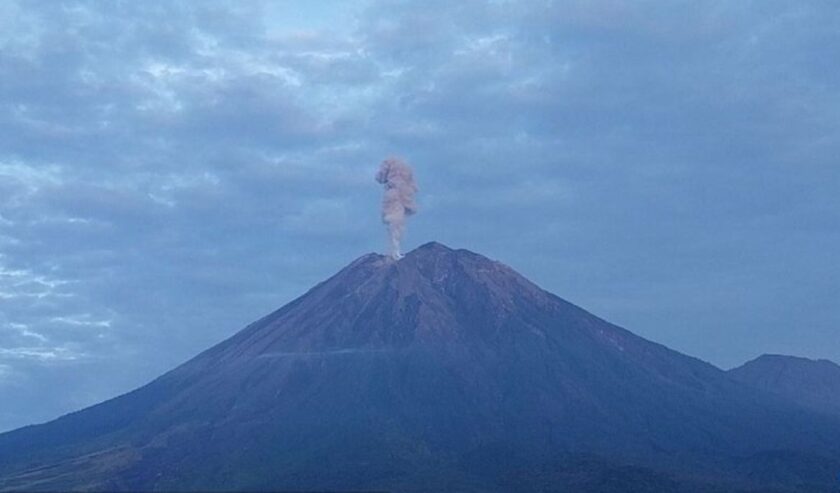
[0,0,838,431]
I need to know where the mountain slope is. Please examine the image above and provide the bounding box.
[1,242,839,492]
[730,354,840,415]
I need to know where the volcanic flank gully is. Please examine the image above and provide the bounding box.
[1,242,839,492]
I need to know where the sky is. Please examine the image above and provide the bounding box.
[0,0,838,432]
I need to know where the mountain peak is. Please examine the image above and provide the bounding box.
[729,353,840,414]
[737,353,839,370]
[413,240,453,252]
[360,242,464,266]
[403,241,468,261]
[250,241,550,353]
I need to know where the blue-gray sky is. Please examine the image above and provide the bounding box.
[1,0,838,432]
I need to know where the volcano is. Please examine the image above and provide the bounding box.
[1,242,839,492]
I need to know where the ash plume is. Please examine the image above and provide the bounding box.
[375,157,418,259]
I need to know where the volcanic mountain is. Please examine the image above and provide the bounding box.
[1,242,839,492]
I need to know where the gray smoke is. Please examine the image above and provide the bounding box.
[375,157,418,259]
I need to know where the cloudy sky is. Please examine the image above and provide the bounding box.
[1,0,838,432]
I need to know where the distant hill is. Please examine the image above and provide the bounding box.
[1,242,839,492]
[730,354,840,415]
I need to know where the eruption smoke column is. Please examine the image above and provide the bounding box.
[375,157,418,259]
